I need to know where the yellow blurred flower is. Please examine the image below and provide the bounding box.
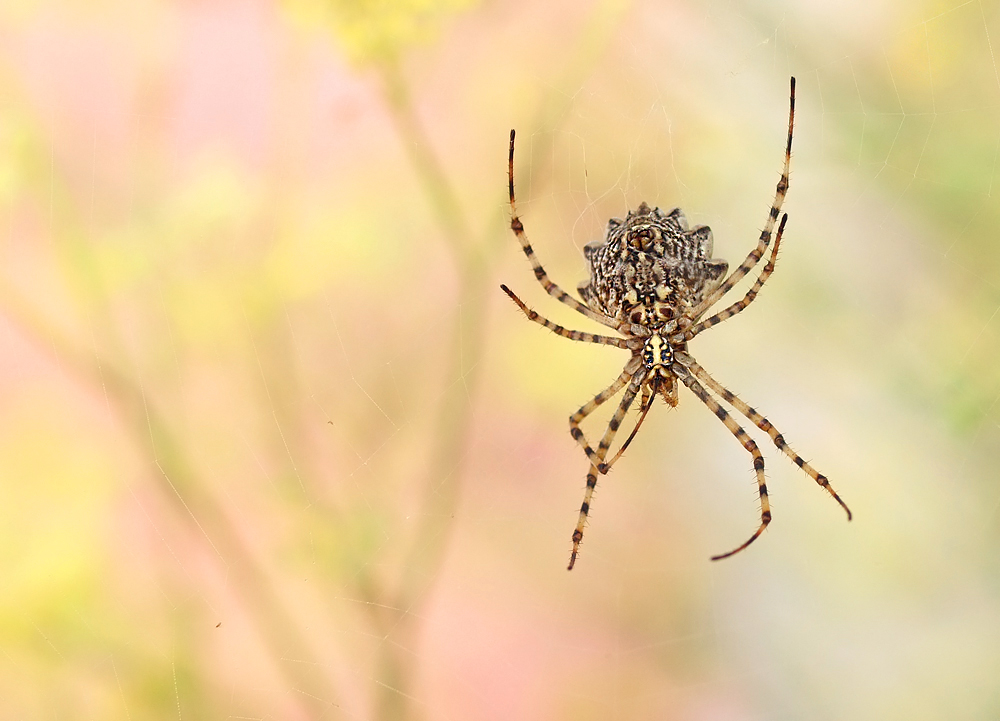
[282,0,479,65]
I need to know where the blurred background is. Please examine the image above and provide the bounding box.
[1,0,999,718]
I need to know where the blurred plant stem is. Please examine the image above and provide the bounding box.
[0,285,338,720]
[364,2,632,718]
[366,60,488,721]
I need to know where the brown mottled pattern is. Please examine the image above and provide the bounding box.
[501,78,849,569]
[578,203,728,327]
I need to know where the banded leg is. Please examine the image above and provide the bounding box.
[596,386,654,474]
[681,357,852,520]
[682,214,787,341]
[677,369,771,561]
[689,77,795,322]
[597,375,679,474]
[500,284,628,348]
[508,129,620,331]
[569,362,643,467]
[568,374,644,570]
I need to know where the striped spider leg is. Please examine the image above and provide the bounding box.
[507,129,622,332]
[683,77,797,330]
[683,213,787,341]
[669,351,850,560]
[678,353,852,520]
[567,359,641,470]
[499,284,629,349]
[596,380,662,474]
[500,279,651,569]
[672,362,771,560]
[567,368,646,570]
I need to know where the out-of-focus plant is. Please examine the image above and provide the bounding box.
[0,0,630,717]
[283,0,478,66]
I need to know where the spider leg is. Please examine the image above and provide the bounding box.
[500,284,628,348]
[596,385,654,474]
[569,358,644,468]
[682,214,786,341]
[508,130,620,332]
[679,355,852,520]
[568,372,645,570]
[674,366,771,561]
[688,77,795,322]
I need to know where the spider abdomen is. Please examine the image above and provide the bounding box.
[578,202,729,324]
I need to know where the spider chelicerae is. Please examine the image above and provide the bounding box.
[501,77,851,570]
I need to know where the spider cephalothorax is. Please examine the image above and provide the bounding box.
[638,333,679,410]
[502,77,851,570]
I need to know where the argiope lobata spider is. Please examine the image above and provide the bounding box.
[502,77,851,570]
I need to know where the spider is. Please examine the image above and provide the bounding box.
[501,77,851,570]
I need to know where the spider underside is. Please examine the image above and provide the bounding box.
[502,77,851,570]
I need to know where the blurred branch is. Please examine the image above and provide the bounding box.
[381,62,482,274]
[368,59,490,721]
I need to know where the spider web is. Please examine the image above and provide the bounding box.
[0,0,999,719]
